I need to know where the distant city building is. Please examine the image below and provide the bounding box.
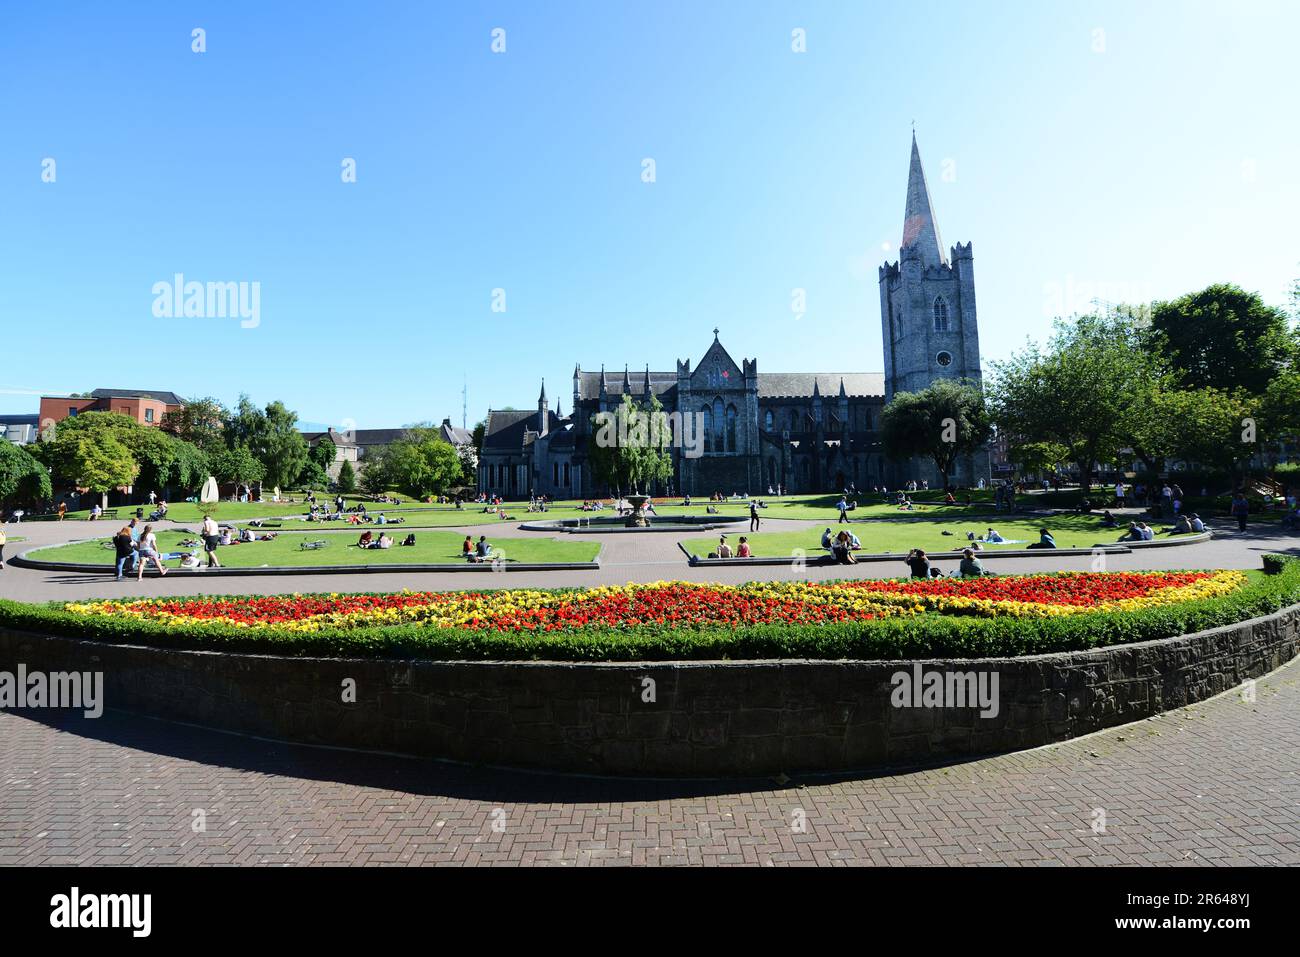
[301,419,474,483]
[38,388,185,429]
[0,413,39,445]
[478,135,990,497]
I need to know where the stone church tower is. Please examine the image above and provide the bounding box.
[878,133,989,487]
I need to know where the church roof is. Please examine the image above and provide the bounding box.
[757,372,884,398]
[483,409,564,449]
[575,370,678,400]
[901,133,947,268]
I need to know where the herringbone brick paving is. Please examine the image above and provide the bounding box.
[2,659,1296,866]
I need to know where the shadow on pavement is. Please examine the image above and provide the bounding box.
[2,706,980,805]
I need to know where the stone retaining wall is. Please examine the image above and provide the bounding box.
[2,600,1296,777]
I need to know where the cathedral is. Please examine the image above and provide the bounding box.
[478,135,989,498]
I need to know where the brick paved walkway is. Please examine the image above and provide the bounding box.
[2,658,1296,866]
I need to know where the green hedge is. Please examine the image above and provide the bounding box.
[1,558,1297,662]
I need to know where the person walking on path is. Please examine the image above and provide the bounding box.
[57,502,67,521]
[837,497,850,524]
[112,526,136,581]
[750,500,760,532]
[0,526,5,570]
[201,513,222,568]
[135,525,167,580]
[1231,492,1250,532]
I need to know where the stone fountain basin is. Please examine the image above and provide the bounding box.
[519,515,747,534]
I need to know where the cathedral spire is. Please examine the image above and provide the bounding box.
[538,378,547,403]
[901,132,947,268]
[643,364,652,396]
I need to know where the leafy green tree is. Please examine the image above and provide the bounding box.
[1006,440,1070,478]
[309,434,336,471]
[161,397,227,455]
[336,458,357,494]
[588,392,675,497]
[295,460,330,491]
[359,445,391,496]
[211,445,266,486]
[879,378,991,487]
[382,430,463,499]
[64,432,138,505]
[167,439,210,493]
[1148,284,1296,395]
[0,442,52,508]
[988,315,1153,491]
[221,396,309,490]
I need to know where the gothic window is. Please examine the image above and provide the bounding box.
[726,404,738,452]
[713,397,724,451]
[934,297,949,332]
[764,410,774,432]
[563,463,571,488]
[553,462,559,484]
[701,405,713,453]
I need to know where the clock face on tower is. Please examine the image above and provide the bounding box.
[936,351,953,368]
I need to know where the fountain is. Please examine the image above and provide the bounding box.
[624,494,651,528]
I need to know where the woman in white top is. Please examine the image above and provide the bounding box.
[136,525,167,580]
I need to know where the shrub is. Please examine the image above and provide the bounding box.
[1,560,1297,662]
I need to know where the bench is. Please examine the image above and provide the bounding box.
[101,509,119,520]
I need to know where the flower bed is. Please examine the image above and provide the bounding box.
[1,561,1296,662]
[62,570,1244,633]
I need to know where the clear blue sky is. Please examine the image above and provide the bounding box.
[2,1,1296,432]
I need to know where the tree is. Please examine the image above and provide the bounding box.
[879,378,991,487]
[336,458,357,494]
[167,439,210,493]
[64,432,138,504]
[1007,440,1070,478]
[1148,284,1296,395]
[1259,369,1300,466]
[309,434,336,471]
[222,396,309,490]
[211,445,266,487]
[456,443,478,486]
[295,460,330,491]
[988,315,1153,491]
[588,392,675,497]
[161,397,227,455]
[359,445,390,496]
[0,442,52,509]
[382,430,463,499]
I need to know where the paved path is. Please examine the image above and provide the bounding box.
[2,510,1296,601]
[2,657,1297,866]
[2,507,1297,866]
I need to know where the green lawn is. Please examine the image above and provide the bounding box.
[681,514,1198,558]
[27,529,599,568]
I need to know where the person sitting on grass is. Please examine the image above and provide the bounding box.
[1118,522,1143,542]
[821,527,834,550]
[905,548,940,578]
[463,535,473,554]
[846,530,862,550]
[1026,528,1057,549]
[472,536,492,561]
[959,548,988,577]
[1139,522,1155,541]
[376,513,388,525]
[219,527,233,546]
[357,530,374,548]
[1189,513,1206,533]
[1100,509,1118,528]
[716,536,733,558]
[943,491,957,505]
[376,533,393,549]
[985,527,1006,543]
[1171,513,1193,534]
[736,536,752,558]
